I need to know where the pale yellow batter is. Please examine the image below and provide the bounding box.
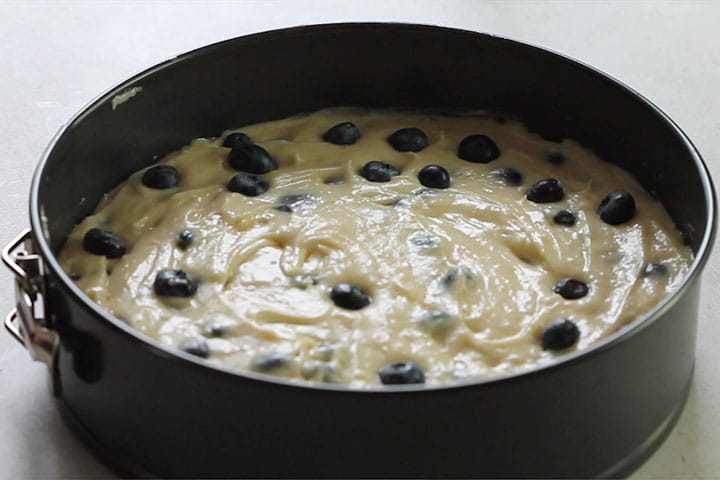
[58,108,692,388]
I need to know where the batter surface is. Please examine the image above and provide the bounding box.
[58,108,692,387]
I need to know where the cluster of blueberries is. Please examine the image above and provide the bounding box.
[78,120,644,385]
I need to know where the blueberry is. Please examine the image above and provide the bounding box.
[227,173,270,196]
[598,190,636,225]
[222,131,253,149]
[251,353,289,372]
[82,228,127,258]
[378,361,425,385]
[227,144,278,174]
[330,283,371,310]
[643,263,668,277]
[526,178,564,203]
[204,324,226,337]
[176,229,194,250]
[323,122,361,145]
[153,268,198,297]
[441,267,474,288]
[141,165,180,189]
[388,127,428,152]
[277,193,316,212]
[553,278,589,299]
[541,318,580,350]
[553,210,576,226]
[179,337,209,358]
[418,164,450,189]
[360,161,401,183]
[457,134,500,163]
[546,152,565,165]
[409,233,438,247]
[489,167,523,186]
[419,310,457,337]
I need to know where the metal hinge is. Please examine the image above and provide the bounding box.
[3,229,59,375]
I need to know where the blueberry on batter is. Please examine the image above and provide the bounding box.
[418,164,450,189]
[541,318,580,350]
[227,144,278,174]
[420,310,457,337]
[227,173,270,196]
[489,167,523,186]
[378,361,425,385]
[360,161,401,183]
[222,132,253,149]
[330,283,371,310]
[598,190,636,225]
[526,178,564,203]
[457,134,500,163]
[553,210,576,226]
[153,268,198,297]
[180,337,210,358]
[176,229,194,250]
[643,262,668,277]
[277,193,317,212]
[251,352,290,372]
[388,127,428,152]
[442,267,474,288]
[82,228,127,259]
[553,278,589,300]
[323,122,361,145]
[141,165,180,189]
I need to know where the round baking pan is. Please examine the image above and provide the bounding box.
[3,23,716,478]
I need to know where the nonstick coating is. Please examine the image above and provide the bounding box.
[30,24,715,478]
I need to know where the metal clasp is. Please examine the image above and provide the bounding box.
[3,229,58,369]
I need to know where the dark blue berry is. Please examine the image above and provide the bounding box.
[323,122,360,145]
[457,134,500,163]
[180,337,209,358]
[222,132,253,149]
[489,167,523,186]
[204,324,226,337]
[330,283,371,310]
[643,263,668,277]
[227,173,270,196]
[541,318,580,350]
[153,268,198,297]
[227,144,277,174]
[251,353,290,372]
[418,164,450,189]
[546,152,565,165]
[553,210,576,226]
[142,165,180,189]
[441,267,474,288]
[419,310,457,337]
[527,178,564,203]
[409,233,438,247]
[598,190,636,225]
[388,128,428,152]
[83,228,126,258]
[277,193,316,212]
[176,229,194,250]
[378,361,425,385]
[360,161,400,182]
[553,278,589,299]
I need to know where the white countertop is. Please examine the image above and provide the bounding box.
[1,1,718,478]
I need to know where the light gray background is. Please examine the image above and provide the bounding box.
[1,1,718,478]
